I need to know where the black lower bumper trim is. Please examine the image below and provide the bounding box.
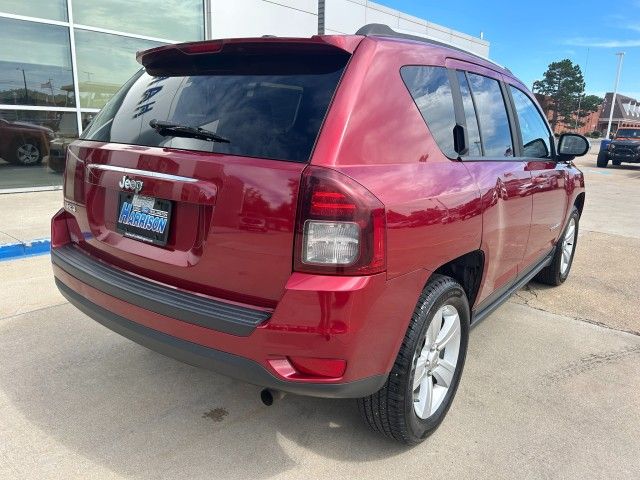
[51,245,270,336]
[55,278,387,399]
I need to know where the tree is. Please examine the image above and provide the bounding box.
[579,94,603,115]
[532,59,601,130]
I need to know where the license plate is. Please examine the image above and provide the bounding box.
[116,192,172,246]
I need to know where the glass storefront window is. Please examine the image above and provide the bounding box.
[0,110,78,189]
[72,0,204,41]
[0,18,75,108]
[0,1,205,193]
[74,29,162,109]
[81,112,97,131]
[0,0,67,21]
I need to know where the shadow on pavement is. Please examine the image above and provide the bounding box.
[0,304,407,479]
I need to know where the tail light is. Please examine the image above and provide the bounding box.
[294,166,386,275]
[63,147,85,204]
[51,209,71,248]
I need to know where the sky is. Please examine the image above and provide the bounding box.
[378,0,640,100]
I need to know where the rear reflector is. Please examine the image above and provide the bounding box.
[288,357,347,378]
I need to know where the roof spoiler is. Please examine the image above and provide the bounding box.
[137,36,362,76]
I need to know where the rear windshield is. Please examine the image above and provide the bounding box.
[81,54,348,163]
[616,129,640,138]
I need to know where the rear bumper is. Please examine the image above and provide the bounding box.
[55,278,385,398]
[51,211,428,398]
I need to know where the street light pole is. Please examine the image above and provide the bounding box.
[605,52,625,139]
[574,47,590,131]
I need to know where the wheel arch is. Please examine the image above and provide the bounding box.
[12,134,45,151]
[430,250,485,309]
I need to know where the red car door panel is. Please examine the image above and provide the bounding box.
[507,85,568,269]
[522,161,568,266]
[464,162,532,305]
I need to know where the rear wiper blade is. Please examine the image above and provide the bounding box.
[149,119,230,144]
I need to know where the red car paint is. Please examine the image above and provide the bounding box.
[51,33,585,395]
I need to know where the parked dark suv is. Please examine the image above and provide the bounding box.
[597,124,640,167]
[51,24,587,444]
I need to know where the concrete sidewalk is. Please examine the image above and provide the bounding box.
[0,190,61,246]
[0,190,61,260]
[1,284,638,480]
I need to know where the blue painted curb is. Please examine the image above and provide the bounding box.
[0,238,51,261]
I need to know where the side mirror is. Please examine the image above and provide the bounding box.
[557,133,589,161]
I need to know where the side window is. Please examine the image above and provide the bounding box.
[457,71,482,156]
[400,66,456,158]
[509,86,552,158]
[467,73,513,157]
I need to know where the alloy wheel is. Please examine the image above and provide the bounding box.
[16,143,40,165]
[560,218,576,275]
[412,304,461,419]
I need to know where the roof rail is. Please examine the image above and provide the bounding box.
[355,23,506,71]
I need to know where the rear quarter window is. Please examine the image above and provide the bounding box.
[82,54,348,163]
[400,66,457,158]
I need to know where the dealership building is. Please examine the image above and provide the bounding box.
[0,0,489,192]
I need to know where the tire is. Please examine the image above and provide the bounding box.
[357,274,470,444]
[9,138,43,166]
[534,207,579,286]
[596,152,608,168]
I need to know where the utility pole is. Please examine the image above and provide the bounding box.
[16,68,28,103]
[605,52,625,139]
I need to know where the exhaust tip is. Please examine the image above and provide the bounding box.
[260,389,274,406]
[260,389,286,406]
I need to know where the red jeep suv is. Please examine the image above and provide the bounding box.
[51,24,587,444]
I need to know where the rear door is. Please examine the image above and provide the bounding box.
[449,66,533,305]
[507,85,567,267]
[63,41,351,307]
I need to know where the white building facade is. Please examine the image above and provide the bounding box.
[209,0,489,58]
[0,0,488,192]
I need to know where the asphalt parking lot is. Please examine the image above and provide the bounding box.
[1,152,639,479]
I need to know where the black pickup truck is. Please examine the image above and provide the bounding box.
[597,127,640,167]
